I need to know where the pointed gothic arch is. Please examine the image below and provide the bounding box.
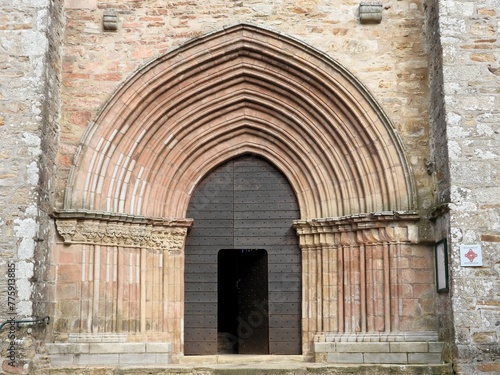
[64,23,415,220]
[54,24,432,360]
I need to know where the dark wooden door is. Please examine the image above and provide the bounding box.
[184,155,301,355]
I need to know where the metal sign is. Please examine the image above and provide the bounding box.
[460,244,483,267]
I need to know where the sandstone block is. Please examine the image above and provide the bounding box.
[408,353,442,364]
[429,342,445,353]
[363,352,407,364]
[327,353,364,363]
[118,353,156,364]
[390,342,428,353]
[313,342,335,353]
[74,354,119,365]
[89,342,145,354]
[146,342,172,353]
[477,362,500,372]
[154,353,171,364]
[336,342,390,353]
[45,343,89,354]
[49,354,74,366]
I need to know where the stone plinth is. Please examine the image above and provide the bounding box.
[46,335,172,366]
[314,332,444,364]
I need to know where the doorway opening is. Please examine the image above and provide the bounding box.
[184,155,301,355]
[218,249,269,354]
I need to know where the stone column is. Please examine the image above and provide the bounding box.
[53,210,192,353]
[296,230,319,357]
[294,212,434,347]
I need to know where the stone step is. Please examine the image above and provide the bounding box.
[178,354,306,364]
[41,362,453,375]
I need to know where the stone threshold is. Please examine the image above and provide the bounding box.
[179,354,307,365]
[41,363,453,375]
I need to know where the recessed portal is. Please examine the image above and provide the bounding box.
[184,155,301,355]
[218,249,269,354]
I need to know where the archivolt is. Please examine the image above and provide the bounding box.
[65,23,415,220]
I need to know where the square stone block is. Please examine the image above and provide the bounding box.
[429,342,445,352]
[336,342,390,353]
[89,342,145,354]
[46,343,89,354]
[155,353,171,364]
[327,353,364,363]
[408,353,442,364]
[390,342,428,353]
[146,342,172,353]
[49,354,74,366]
[74,354,120,365]
[313,342,335,353]
[118,353,157,364]
[364,353,408,364]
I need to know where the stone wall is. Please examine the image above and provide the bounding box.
[46,0,441,365]
[0,0,60,371]
[35,0,63,350]
[424,0,455,365]
[437,0,500,373]
[57,0,433,215]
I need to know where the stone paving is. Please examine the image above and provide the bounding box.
[41,355,453,375]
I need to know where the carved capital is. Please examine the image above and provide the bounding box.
[55,220,77,243]
[294,211,420,247]
[53,210,192,251]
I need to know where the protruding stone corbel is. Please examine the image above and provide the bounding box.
[103,9,118,31]
[54,220,77,243]
[359,2,383,24]
[293,211,420,245]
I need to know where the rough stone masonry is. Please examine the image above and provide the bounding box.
[433,0,500,373]
[0,0,61,372]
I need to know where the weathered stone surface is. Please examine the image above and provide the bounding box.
[0,0,62,370]
[39,363,454,375]
[429,0,500,373]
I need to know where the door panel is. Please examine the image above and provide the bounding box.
[184,155,301,355]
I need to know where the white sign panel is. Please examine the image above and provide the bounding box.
[460,244,483,267]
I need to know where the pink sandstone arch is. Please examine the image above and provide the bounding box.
[52,25,437,360]
[65,23,415,220]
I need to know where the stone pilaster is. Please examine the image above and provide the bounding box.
[52,210,192,354]
[294,211,434,355]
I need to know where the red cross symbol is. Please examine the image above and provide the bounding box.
[465,248,478,263]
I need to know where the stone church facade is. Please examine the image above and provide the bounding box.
[0,0,498,374]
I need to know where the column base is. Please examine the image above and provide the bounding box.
[46,334,172,367]
[314,332,444,364]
